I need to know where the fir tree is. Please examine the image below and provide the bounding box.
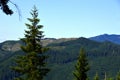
[73,48,89,80]
[12,6,49,80]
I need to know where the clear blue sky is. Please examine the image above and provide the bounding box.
[0,0,120,42]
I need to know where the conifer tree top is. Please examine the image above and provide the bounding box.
[12,6,49,80]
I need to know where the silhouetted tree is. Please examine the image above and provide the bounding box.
[0,0,13,15]
[12,6,50,80]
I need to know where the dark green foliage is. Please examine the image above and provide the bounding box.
[0,0,13,15]
[94,73,99,80]
[106,78,113,80]
[12,6,49,80]
[73,48,89,80]
[46,38,120,80]
[0,38,120,80]
[116,71,120,80]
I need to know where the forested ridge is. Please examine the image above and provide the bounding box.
[0,37,120,80]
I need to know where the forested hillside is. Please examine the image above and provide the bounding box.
[0,37,120,80]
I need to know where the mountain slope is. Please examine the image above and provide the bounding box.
[46,37,120,80]
[90,34,120,44]
[0,37,120,80]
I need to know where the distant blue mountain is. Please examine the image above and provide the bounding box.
[89,34,120,44]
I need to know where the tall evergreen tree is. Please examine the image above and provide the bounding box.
[73,48,89,80]
[12,6,49,80]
